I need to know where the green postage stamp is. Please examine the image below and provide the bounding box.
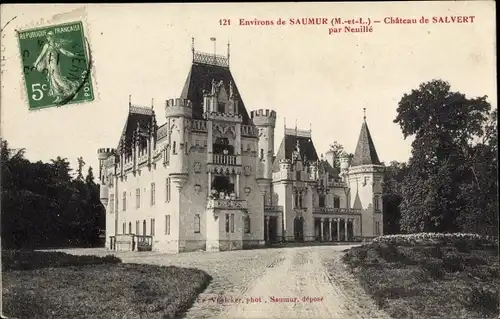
[17,21,94,110]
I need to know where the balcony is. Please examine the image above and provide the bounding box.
[207,198,247,210]
[314,207,362,214]
[264,205,283,213]
[212,154,237,166]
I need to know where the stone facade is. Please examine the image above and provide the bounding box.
[98,49,384,253]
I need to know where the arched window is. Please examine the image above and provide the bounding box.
[128,222,132,234]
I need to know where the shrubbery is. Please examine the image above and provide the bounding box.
[372,232,497,248]
[1,250,121,271]
[343,233,499,319]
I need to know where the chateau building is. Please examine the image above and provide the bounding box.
[97,44,385,253]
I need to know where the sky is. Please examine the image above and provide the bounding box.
[1,2,496,174]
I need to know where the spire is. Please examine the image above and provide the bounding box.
[351,118,381,166]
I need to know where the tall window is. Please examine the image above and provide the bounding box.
[374,196,380,211]
[333,196,340,208]
[151,183,156,206]
[375,221,381,236]
[165,215,171,235]
[128,222,131,234]
[136,188,141,208]
[122,191,127,211]
[150,218,155,236]
[230,214,235,233]
[166,178,171,202]
[136,220,139,234]
[109,194,114,213]
[225,214,230,233]
[319,194,325,208]
[194,214,200,233]
[296,171,301,181]
[260,149,264,160]
[122,222,126,234]
[217,102,225,113]
[244,215,251,233]
[164,147,170,165]
[298,194,303,208]
[172,141,177,154]
[143,220,147,236]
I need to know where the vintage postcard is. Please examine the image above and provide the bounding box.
[0,3,497,319]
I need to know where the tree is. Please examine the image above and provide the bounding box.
[381,161,408,234]
[327,141,344,167]
[1,140,106,248]
[76,156,86,181]
[394,79,497,234]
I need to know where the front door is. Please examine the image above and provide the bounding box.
[294,217,304,241]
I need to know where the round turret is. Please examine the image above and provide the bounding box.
[250,109,277,127]
[165,98,193,118]
[97,148,116,160]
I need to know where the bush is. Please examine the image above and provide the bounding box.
[465,287,499,315]
[373,233,498,247]
[1,250,122,271]
[422,259,445,279]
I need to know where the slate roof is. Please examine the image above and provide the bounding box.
[272,134,319,172]
[351,120,381,166]
[117,105,155,152]
[180,62,251,124]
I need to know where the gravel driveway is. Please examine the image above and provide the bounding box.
[56,245,389,319]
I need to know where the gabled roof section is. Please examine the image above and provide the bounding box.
[351,120,381,166]
[180,55,251,124]
[117,105,155,151]
[272,131,319,172]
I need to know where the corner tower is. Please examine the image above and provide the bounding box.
[251,109,277,180]
[346,112,384,237]
[165,98,192,187]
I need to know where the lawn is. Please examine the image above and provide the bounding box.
[2,250,212,319]
[342,233,499,319]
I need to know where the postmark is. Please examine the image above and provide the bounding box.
[17,21,94,110]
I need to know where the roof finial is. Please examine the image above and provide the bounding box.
[227,41,230,67]
[210,37,216,60]
[363,107,366,121]
[129,94,131,107]
[151,98,154,109]
[309,122,312,134]
[191,37,195,59]
[295,119,298,136]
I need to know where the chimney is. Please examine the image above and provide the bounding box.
[325,150,336,168]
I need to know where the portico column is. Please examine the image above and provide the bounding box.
[236,173,240,198]
[336,218,340,242]
[265,216,270,241]
[329,218,333,241]
[208,171,212,194]
[345,218,348,241]
[320,218,324,241]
